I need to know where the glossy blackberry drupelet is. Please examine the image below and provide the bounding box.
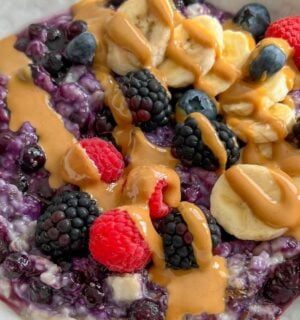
[158,210,198,270]
[35,191,101,260]
[263,257,300,306]
[117,70,172,132]
[128,298,164,320]
[172,116,240,171]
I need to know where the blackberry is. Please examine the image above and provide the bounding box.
[35,191,101,260]
[158,210,197,270]
[117,69,172,132]
[172,115,240,171]
[199,206,221,248]
[128,298,164,320]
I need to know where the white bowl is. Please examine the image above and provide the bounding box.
[0,0,299,319]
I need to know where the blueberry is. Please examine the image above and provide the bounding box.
[21,144,46,173]
[249,45,286,81]
[263,258,300,305]
[46,28,66,51]
[128,298,163,320]
[29,278,53,304]
[3,253,33,278]
[176,89,217,121]
[233,3,270,40]
[84,282,104,307]
[42,53,64,76]
[15,174,29,192]
[67,20,87,40]
[65,32,97,65]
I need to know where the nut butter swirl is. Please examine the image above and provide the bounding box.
[226,165,300,240]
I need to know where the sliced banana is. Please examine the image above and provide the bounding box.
[106,0,172,75]
[222,67,295,116]
[210,164,288,241]
[200,30,255,96]
[158,15,223,88]
[227,102,296,143]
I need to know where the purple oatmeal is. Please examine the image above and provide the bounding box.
[0,0,299,319]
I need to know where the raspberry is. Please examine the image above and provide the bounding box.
[265,16,300,69]
[148,180,170,219]
[80,137,124,183]
[89,209,151,273]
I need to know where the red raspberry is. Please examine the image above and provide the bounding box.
[80,138,124,183]
[265,16,300,69]
[89,209,151,272]
[148,180,170,219]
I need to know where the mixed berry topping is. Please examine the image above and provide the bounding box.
[89,209,151,273]
[3,252,33,279]
[35,190,101,260]
[158,210,198,270]
[117,69,172,132]
[172,116,240,171]
[80,137,125,183]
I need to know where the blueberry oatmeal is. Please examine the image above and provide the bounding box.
[0,0,300,319]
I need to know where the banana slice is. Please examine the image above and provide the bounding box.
[158,15,223,88]
[200,30,255,96]
[227,102,296,143]
[210,164,288,241]
[222,67,295,116]
[106,0,172,75]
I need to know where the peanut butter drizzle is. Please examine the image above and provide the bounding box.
[150,202,227,319]
[190,112,227,173]
[243,141,300,177]
[220,67,295,142]
[148,0,174,28]
[7,70,76,188]
[106,13,153,66]
[0,36,30,75]
[226,166,300,239]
